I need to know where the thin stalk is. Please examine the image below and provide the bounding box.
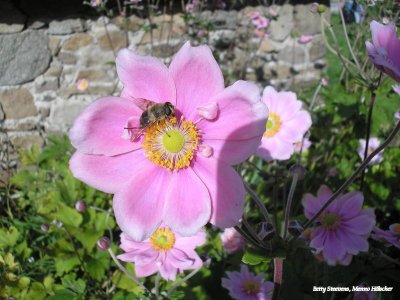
[339,8,361,70]
[244,182,272,224]
[154,273,161,298]
[64,227,88,275]
[360,73,382,190]
[301,120,400,232]
[108,248,151,294]
[165,264,205,297]
[283,173,299,240]
[271,257,283,300]
[234,225,265,249]
[309,83,322,112]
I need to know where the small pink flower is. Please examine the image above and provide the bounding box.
[298,35,313,44]
[302,186,376,266]
[310,2,320,13]
[327,167,338,177]
[222,265,274,300]
[293,138,311,153]
[69,42,267,241]
[76,79,89,91]
[357,137,383,164]
[267,8,278,17]
[118,226,206,280]
[248,11,261,20]
[366,21,400,83]
[257,86,312,161]
[395,112,400,120]
[220,227,245,254]
[371,223,400,249]
[321,77,329,86]
[252,16,270,30]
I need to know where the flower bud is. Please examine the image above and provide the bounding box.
[317,4,326,14]
[75,200,87,212]
[41,224,49,232]
[321,77,329,87]
[288,220,304,237]
[289,164,305,179]
[256,221,275,241]
[97,237,110,251]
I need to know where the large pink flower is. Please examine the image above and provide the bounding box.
[118,226,206,280]
[257,86,311,161]
[69,42,267,241]
[366,21,400,82]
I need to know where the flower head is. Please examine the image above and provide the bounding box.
[298,35,313,44]
[357,137,383,164]
[257,86,312,161]
[221,227,246,254]
[76,79,89,91]
[302,186,375,266]
[118,226,205,280]
[222,265,273,300]
[69,42,267,241]
[366,21,400,83]
[371,223,400,249]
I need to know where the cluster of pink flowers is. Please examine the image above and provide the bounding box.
[302,186,376,266]
[248,11,270,38]
[222,265,274,300]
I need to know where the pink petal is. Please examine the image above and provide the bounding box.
[200,80,267,141]
[159,259,178,281]
[168,248,195,269]
[257,137,294,161]
[69,149,151,194]
[370,21,397,49]
[322,231,345,265]
[309,227,326,250]
[341,214,375,235]
[302,193,322,219]
[337,229,368,254]
[120,232,152,252]
[135,263,159,278]
[163,168,211,236]
[317,185,333,205]
[69,97,142,156]
[134,250,159,266]
[192,157,245,228]
[174,230,207,251]
[116,48,176,103]
[197,102,219,120]
[338,192,363,219]
[277,110,312,143]
[113,167,169,241]
[169,42,224,119]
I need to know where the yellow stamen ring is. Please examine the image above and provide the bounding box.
[243,280,261,295]
[143,116,200,170]
[264,113,282,138]
[150,228,176,251]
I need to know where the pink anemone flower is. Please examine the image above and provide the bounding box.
[357,137,383,165]
[366,21,400,82]
[302,186,376,266]
[371,223,400,249]
[257,86,311,161]
[118,226,206,280]
[222,265,274,300]
[69,42,268,241]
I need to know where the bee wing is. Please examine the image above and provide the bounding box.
[134,98,156,111]
[122,116,144,142]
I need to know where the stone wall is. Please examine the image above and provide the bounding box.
[0,1,328,180]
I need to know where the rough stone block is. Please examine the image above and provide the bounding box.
[62,33,93,51]
[0,89,37,119]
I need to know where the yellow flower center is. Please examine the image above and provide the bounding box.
[243,280,261,295]
[264,113,281,137]
[150,228,175,251]
[143,116,200,170]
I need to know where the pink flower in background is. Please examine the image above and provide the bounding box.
[69,42,267,241]
[76,78,89,91]
[371,223,400,249]
[321,77,329,86]
[90,0,102,7]
[222,265,274,300]
[267,8,278,17]
[221,227,245,254]
[302,186,375,266]
[293,138,311,153]
[249,12,270,30]
[298,35,313,44]
[118,226,206,280]
[366,21,400,82]
[357,137,383,164]
[257,86,312,161]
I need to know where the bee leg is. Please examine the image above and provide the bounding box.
[158,120,171,137]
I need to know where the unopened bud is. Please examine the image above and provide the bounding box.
[52,220,63,228]
[289,164,305,179]
[97,237,110,251]
[317,4,326,14]
[288,220,304,237]
[41,224,49,232]
[321,77,329,87]
[256,222,275,241]
[75,200,87,212]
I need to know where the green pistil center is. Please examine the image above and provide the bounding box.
[321,213,340,230]
[163,129,185,153]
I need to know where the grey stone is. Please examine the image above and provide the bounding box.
[0,107,4,121]
[211,10,238,30]
[28,20,46,30]
[49,101,89,129]
[48,19,86,35]
[62,33,93,51]
[294,5,321,36]
[35,78,60,93]
[277,42,307,64]
[58,52,77,65]
[0,89,37,119]
[0,1,26,33]
[268,5,294,42]
[0,31,51,86]
[209,30,235,49]
[9,132,44,150]
[309,35,326,61]
[97,31,127,51]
